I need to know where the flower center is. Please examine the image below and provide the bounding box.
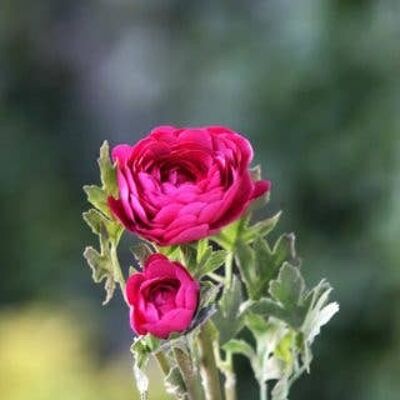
[161,165,197,185]
[149,281,179,317]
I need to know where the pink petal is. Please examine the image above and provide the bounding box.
[167,215,198,230]
[144,255,178,280]
[178,128,213,149]
[154,204,182,225]
[130,307,147,335]
[163,224,210,245]
[125,273,145,305]
[175,281,199,310]
[178,202,206,217]
[143,308,194,339]
[112,144,132,164]
[251,180,271,199]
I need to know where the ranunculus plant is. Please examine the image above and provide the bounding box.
[83,126,339,400]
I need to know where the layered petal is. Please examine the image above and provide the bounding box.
[108,125,271,245]
[125,254,199,339]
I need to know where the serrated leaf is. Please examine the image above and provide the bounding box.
[223,339,255,360]
[179,245,198,272]
[270,263,305,308]
[243,298,288,323]
[196,239,210,264]
[198,250,227,277]
[199,281,221,309]
[242,212,282,243]
[83,185,109,216]
[157,245,181,260]
[98,141,118,197]
[236,234,299,300]
[83,208,122,241]
[131,242,154,267]
[271,233,300,269]
[83,246,115,305]
[244,264,307,328]
[130,335,162,399]
[212,215,250,250]
[131,338,151,399]
[213,275,245,344]
[301,280,339,344]
[235,241,257,297]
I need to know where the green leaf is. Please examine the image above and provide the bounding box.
[98,141,118,197]
[83,141,118,217]
[131,337,152,399]
[301,280,339,344]
[243,298,288,323]
[157,245,181,260]
[199,281,221,310]
[198,250,227,277]
[235,240,257,297]
[213,275,245,344]
[83,246,116,305]
[83,185,109,216]
[82,142,124,305]
[242,211,282,243]
[131,242,154,267]
[83,208,122,241]
[130,335,163,399]
[270,263,305,308]
[196,239,210,264]
[236,234,299,300]
[212,215,250,250]
[179,245,197,272]
[223,339,255,361]
[271,233,300,270]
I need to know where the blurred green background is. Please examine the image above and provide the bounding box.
[1,0,400,399]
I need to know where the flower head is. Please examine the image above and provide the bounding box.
[125,254,200,339]
[108,125,270,245]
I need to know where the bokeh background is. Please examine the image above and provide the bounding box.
[1,0,400,399]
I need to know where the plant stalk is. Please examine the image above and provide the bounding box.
[197,321,223,400]
[260,381,268,400]
[155,351,171,376]
[173,347,203,400]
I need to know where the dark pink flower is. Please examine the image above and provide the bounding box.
[125,254,200,339]
[108,125,271,246]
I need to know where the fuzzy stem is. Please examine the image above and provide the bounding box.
[155,351,170,376]
[224,252,234,289]
[223,352,237,400]
[197,322,223,400]
[260,381,268,400]
[173,347,203,400]
[212,339,237,400]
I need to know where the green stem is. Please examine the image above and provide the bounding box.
[197,322,223,400]
[259,381,268,400]
[155,351,170,376]
[223,352,237,400]
[224,252,234,289]
[212,340,237,400]
[173,347,203,400]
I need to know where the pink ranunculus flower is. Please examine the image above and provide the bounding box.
[108,125,271,246]
[125,254,200,339]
